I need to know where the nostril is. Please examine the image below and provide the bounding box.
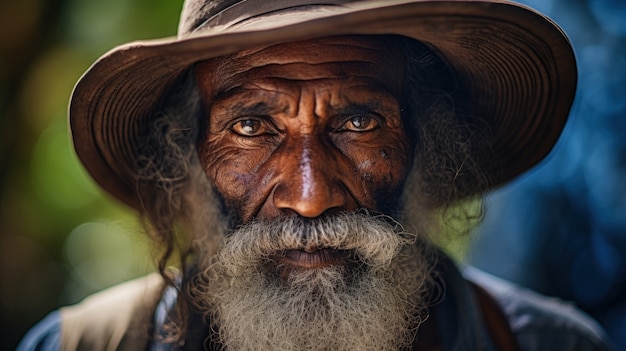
[276,208,301,218]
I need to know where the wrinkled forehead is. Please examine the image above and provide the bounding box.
[195,35,408,98]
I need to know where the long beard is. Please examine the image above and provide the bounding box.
[190,212,437,351]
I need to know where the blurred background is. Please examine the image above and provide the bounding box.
[0,0,182,348]
[467,0,626,349]
[0,0,623,349]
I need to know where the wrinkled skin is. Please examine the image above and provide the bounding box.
[196,36,414,224]
[193,36,444,350]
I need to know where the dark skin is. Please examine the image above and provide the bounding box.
[196,36,412,222]
[195,36,441,350]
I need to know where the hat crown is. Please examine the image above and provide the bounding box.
[178,0,356,35]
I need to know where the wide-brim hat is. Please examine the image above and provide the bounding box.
[70,0,576,210]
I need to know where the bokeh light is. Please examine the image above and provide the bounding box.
[0,0,181,348]
[63,221,152,302]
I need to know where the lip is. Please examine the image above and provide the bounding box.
[275,248,350,269]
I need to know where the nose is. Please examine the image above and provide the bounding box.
[272,137,348,218]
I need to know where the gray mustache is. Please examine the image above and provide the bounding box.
[218,211,416,274]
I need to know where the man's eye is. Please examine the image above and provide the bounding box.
[343,115,379,132]
[231,119,265,136]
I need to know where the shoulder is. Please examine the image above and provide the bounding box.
[464,266,616,351]
[60,272,164,322]
[17,273,166,351]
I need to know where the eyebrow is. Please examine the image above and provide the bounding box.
[211,86,288,115]
[339,85,400,116]
[210,84,399,120]
[228,101,275,116]
[337,101,390,115]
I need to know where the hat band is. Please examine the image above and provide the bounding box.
[193,0,352,31]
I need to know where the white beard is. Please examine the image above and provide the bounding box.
[190,212,436,351]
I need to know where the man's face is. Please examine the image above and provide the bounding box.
[191,36,432,351]
[196,35,414,223]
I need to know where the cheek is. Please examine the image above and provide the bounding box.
[357,146,410,187]
[347,136,412,206]
[198,135,262,204]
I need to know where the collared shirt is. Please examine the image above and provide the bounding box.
[17,259,615,350]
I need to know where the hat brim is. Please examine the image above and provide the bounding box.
[70,0,576,209]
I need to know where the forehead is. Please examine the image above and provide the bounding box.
[195,35,407,98]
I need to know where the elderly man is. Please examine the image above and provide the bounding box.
[19,0,614,350]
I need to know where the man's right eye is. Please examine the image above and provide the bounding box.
[231,118,265,136]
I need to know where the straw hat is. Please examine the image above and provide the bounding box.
[70,0,577,209]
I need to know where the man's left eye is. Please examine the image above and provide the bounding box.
[231,118,266,136]
[343,116,379,132]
